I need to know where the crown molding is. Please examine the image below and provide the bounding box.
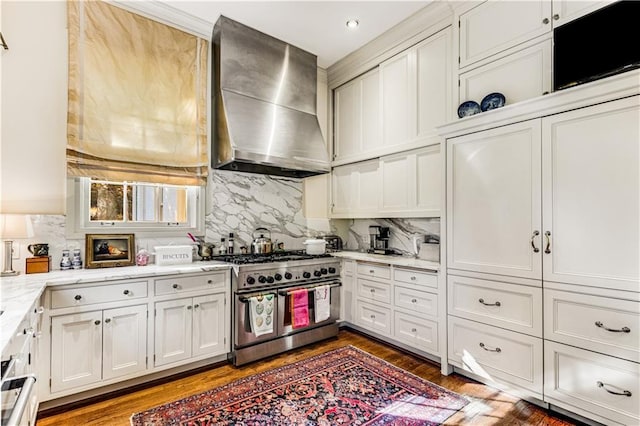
[109,0,213,39]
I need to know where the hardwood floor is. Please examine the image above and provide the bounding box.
[36,329,582,425]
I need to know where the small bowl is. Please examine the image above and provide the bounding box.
[457,100,481,118]
[480,92,506,111]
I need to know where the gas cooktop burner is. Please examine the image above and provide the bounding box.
[215,250,332,265]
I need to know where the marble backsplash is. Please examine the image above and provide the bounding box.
[5,171,440,272]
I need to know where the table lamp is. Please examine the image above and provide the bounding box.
[1,214,34,276]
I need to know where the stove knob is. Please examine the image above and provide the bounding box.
[246,276,256,285]
[258,276,267,283]
[274,273,283,281]
[313,270,322,277]
[328,267,336,274]
[320,268,328,275]
[266,276,274,283]
[284,272,293,280]
[303,271,311,279]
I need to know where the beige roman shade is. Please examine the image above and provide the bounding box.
[67,0,208,185]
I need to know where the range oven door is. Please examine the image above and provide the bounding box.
[1,358,36,426]
[278,280,341,336]
[234,291,278,347]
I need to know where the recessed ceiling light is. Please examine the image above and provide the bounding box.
[346,19,359,29]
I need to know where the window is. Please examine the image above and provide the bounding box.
[68,177,203,236]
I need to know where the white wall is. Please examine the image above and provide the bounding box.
[0,1,67,214]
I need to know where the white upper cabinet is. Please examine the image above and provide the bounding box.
[334,68,381,163]
[458,0,551,70]
[447,119,542,279]
[331,159,381,218]
[459,38,552,105]
[381,50,413,149]
[541,96,639,292]
[551,0,612,27]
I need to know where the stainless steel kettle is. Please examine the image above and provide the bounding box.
[251,227,273,254]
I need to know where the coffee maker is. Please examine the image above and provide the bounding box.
[368,226,392,255]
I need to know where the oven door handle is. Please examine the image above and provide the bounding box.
[2,374,36,426]
[238,293,276,303]
[278,282,342,297]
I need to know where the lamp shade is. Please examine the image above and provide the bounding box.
[0,214,34,239]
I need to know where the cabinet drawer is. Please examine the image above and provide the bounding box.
[544,341,639,426]
[394,311,438,355]
[394,285,438,318]
[393,268,437,289]
[448,316,543,397]
[355,299,391,336]
[357,278,391,304]
[356,262,391,281]
[51,281,148,309]
[448,275,542,337]
[545,289,640,362]
[155,272,227,295]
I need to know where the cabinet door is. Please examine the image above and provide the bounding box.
[331,164,353,216]
[50,311,102,393]
[381,50,414,149]
[416,27,451,144]
[102,305,147,381]
[459,38,552,106]
[551,0,610,27]
[334,79,361,160]
[332,159,381,217]
[447,119,542,279]
[459,0,552,69]
[355,159,381,215]
[542,97,639,292]
[415,145,441,216]
[340,261,355,323]
[360,69,382,153]
[192,293,227,358]
[154,299,192,366]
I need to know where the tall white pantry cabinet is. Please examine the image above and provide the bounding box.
[442,82,640,425]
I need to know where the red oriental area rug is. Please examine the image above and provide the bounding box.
[130,345,468,425]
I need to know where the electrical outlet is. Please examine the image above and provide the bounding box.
[11,242,20,259]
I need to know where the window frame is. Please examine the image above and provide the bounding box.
[66,177,205,239]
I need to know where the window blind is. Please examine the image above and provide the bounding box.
[67,0,208,186]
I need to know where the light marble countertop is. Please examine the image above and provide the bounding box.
[0,262,232,356]
[330,251,440,272]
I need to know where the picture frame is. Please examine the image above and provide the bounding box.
[85,234,135,269]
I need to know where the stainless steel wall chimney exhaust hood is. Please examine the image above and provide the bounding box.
[211,16,330,178]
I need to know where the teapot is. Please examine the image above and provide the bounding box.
[196,242,215,260]
[251,227,273,254]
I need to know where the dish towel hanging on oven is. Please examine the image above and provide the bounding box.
[314,285,331,322]
[291,288,309,328]
[249,294,274,337]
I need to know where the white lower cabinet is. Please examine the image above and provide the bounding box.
[349,260,442,359]
[155,293,226,367]
[544,341,640,426]
[50,305,147,393]
[340,260,355,323]
[448,316,543,398]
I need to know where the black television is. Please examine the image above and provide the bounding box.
[553,0,640,91]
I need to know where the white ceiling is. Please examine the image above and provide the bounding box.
[162,1,430,68]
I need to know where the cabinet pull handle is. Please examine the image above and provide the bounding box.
[544,231,551,254]
[187,306,192,310]
[479,342,501,353]
[105,318,111,323]
[411,298,417,303]
[94,320,101,325]
[172,284,180,289]
[597,381,632,397]
[553,14,559,20]
[531,230,540,253]
[74,295,82,301]
[123,290,130,295]
[194,304,200,309]
[595,321,630,333]
[479,298,501,307]
[542,17,550,24]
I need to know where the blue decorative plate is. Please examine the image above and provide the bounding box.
[480,92,506,111]
[457,100,481,118]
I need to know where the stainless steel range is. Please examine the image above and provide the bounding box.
[217,251,341,366]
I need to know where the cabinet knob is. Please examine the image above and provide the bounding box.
[37,306,45,314]
[370,314,375,319]
[105,318,111,323]
[187,305,192,310]
[411,328,417,333]
[553,14,559,20]
[74,295,82,301]
[194,304,200,309]
[207,280,213,284]
[411,298,417,303]
[94,320,101,325]
[123,289,130,295]
[370,288,375,293]
[369,270,374,273]
[172,283,180,289]
[542,17,550,24]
